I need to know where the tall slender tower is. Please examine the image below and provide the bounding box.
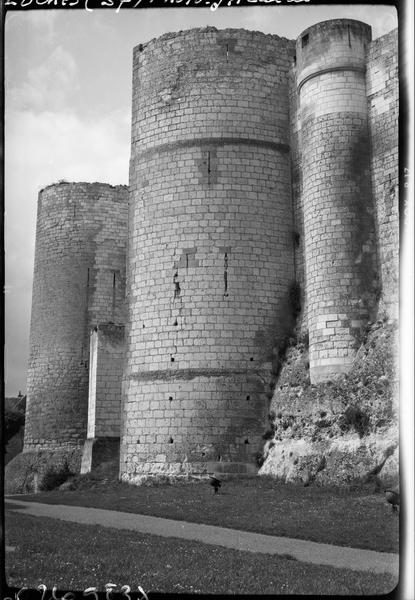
[24,182,128,451]
[121,28,296,479]
[296,20,379,384]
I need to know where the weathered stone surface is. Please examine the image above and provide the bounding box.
[25,183,128,451]
[260,431,398,487]
[260,321,398,486]
[5,448,82,494]
[21,23,398,485]
[122,27,298,479]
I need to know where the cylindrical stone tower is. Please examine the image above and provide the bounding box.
[121,28,296,479]
[24,182,128,451]
[296,20,379,384]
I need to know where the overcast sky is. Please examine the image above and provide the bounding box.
[4,5,399,395]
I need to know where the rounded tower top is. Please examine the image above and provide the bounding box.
[39,181,128,196]
[296,19,372,91]
[131,26,294,154]
[133,26,292,55]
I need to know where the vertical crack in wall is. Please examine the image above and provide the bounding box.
[207,151,211,185]
[219,246,231,298]
[224,252,229,297]
[173,270,181,298]
[197,148,217,185]
[112,271,116,319]
[171,266,184,361]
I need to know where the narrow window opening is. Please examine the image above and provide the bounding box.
[171,356,175,362]
[168,396,173,401]
[137,439,140,444]
[244,439,250,444]
[293,54,297,65]
[173,319,178,326]
[226,43,229,62]
[224,252,229,297]
[302,34,309,47]
[246,395,250,401]
[250,357,254,362]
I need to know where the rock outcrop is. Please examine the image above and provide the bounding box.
[259,319,398,487]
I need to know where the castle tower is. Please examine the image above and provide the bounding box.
[24,182,128,451]
[121,28,296,479]
[296,20,379,384]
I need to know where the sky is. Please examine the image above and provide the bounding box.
[4,4,399,395]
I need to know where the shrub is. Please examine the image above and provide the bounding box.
[268,410,276,423]
[339,406,370,438]
[255,452,265,467]
[315,418,332,429]
[40,463,72,491]
[5,409,25,444]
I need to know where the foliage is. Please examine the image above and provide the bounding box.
[5,409,25,445]
[39,463,72,491]
[270,320,398,443]
[255,451,265,467]
[338,406,371,438]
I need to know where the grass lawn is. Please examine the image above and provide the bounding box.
[5,511,398,595]
[11,476,399,553]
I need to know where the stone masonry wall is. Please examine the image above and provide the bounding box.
[87,324,125,439]
[296,20,379,384]
[288,58,307,335]
[19,23,398,486]
[366,29,399,320]
[121,28,297,479]
[24,182,128,450]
